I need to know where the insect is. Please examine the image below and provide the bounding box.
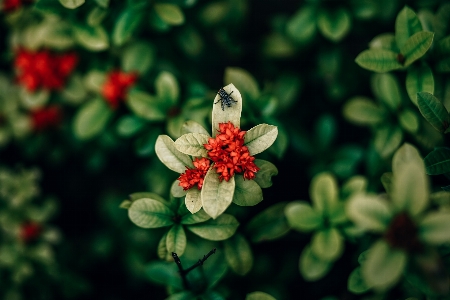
[215,88,237,110]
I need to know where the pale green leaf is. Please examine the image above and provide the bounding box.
[346,193,393,232]
[348,267,370,294]
[157,232,171,261]
[285,201,322,231]
[181,120,210,135]
[399,109,419,133]
[224,234,253,275]
[155,71,179,106]
[171,180,187,198]
[116,115,145,137]
[154,4,185,25]
[212,84,242,137]
[310,172,338,216]
[400,31,434,67]
[19,88,49,109]
[424,147,450,175]
[392,143,425,176]
[126,89,166,121]
[232,175,263,206]
[244,124,278,155]
[185,188,202,214]
[180,208,210,225]
[299,245,332,281]
[73,25,109,51]
[362,240,407,289]
[129,192,167,204]
[112,8,144,46]
[372,73,401,111]
[59,0,85,9]
[286,5,317,43]
[155,135,193,173]
[417,92,450,133]
[374,125,403,158]
[311,228,343,261]
[73,98,112,140]
[128,198,175,228]
[122,42,155,74]
[395,6,423,49]
[419,212,450,244]
[355,49,402,73]
[201,168,235,219]
[174,133,210,157]
[317,8,351,42]
[246,291,276,300]
[369,33,398,52]
[224,67,260,100]
[406,64,434,105]
[186,213,239,241]
[253,159,278,188]
[342,96,385,126]
[341,176,367,199]
[166,224,186,256]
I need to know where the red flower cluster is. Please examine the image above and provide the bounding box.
[14,48,78,92]
[101,70,138,109]
[2,0,33,12]
[204,122,259,181]
[31,105,62,131]
[20,221,41,243]
[178,157,210,190]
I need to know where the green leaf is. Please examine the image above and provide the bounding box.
[185,188,202,214]
[154,4,185,25]
[201,168,235,219]
[342,96,385,125]
[181,120,210,135]
[224,67,260,100]
[59,0,84,9]
[371,73,401,111]
[374,125,403,158]
[311,228,343,261]
[166,224,186,256]
[417,92,450,133]
[392,143,425,176]
[181,208,210,225]
[174,133,210,157]
[171,180,187,198]
[398,109,419,133]
[116,115,145,137]
[299,245,332,281]
[395,6,423,50]
[155,135,193,173]
[212,84,242,137]
[369,33,398,52]
[73,98,112,140]
[317,8,351,42]
[19,88,50,109]
[122,42,155,74]
[145,261,182,289]
[232,175,263,206]
[424,147,450,175]
[246,202,290,243]
[348,267,370,294]
[362,240,407,289]
[419,212,450,244]
[128,198,175,228]
[135,128,161,157]
[400,31,434,67]
[112,8,144,46]
[406,64,434,105]
[126,89,166,121]
[285,201,322,231]
[355,49,402,73]
[346,193,393,232]
[286,5,317,43]
[224,234,253,275]
[166,292,195,300]
[341,176,367,199]
[73,25,109,51]
[157,232,171,261]
[244,124,278,155]
[392,161,429,217]
[253,159,278,188]
[310,172,338,216]
[129,192,167,203]
[246,292,276,300]
[186,213,239,241]
[155,71,179,106]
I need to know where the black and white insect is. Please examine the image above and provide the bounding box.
[215,88,237,111]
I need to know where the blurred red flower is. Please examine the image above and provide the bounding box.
[101,70,138,109]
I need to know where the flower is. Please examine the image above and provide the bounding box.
[30,105,62,131]
[178,157,210,190]
[204,121,259,181]
[101,70,138,109]
[2,0,33,12]
[14,49,78,91]
[20,221,41,242]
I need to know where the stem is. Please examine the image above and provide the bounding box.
[184,248,217,273]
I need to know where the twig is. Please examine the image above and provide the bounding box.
[184,248,217,273]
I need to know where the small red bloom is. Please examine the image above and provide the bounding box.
[20,221,41,242]
[14,48,78,92]
[31,105,62,131]
[2,0,32,12]
[204,121,259,181]
[101,70,138,109]
[178,158,211,190]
